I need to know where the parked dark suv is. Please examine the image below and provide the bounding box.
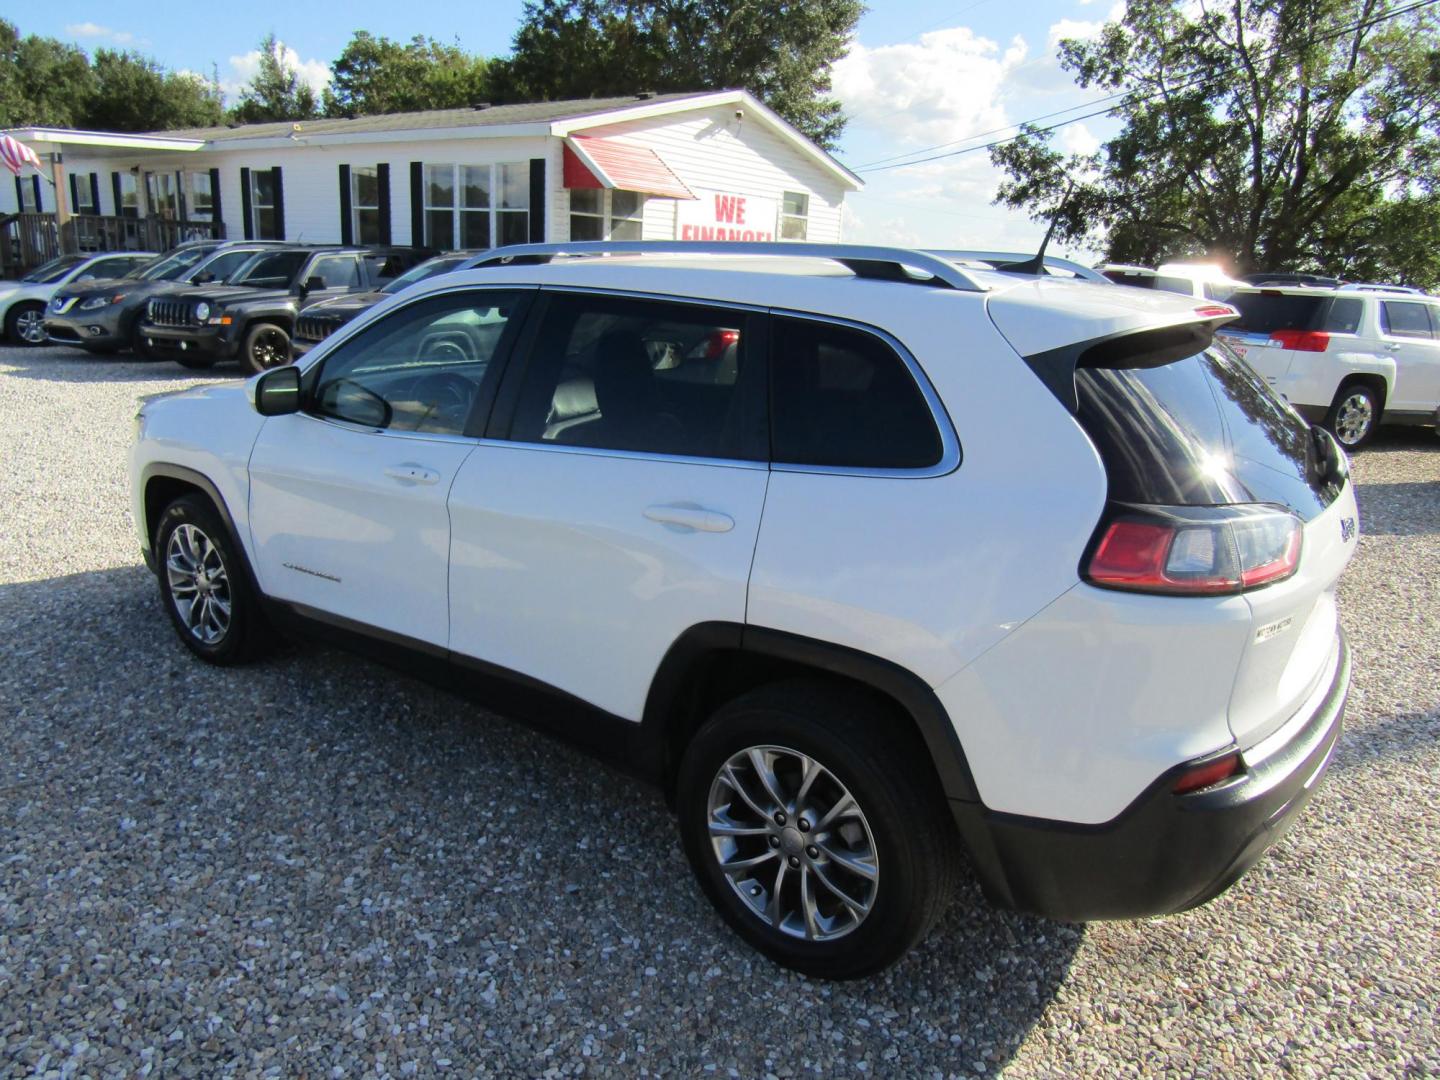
[293,252,476,358]
[141,246,434,373]
[46,241,291,356]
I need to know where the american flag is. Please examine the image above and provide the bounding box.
[0,134,43,177]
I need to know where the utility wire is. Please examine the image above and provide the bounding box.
[852,0,1440,174]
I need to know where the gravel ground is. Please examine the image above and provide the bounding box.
[1,344,1437,1079]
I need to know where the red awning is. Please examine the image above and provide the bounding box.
[563,136,696,200]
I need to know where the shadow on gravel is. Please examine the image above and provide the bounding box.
[0,564,1080,1075]
[0,346,242,384]
[1354,482,1440,536]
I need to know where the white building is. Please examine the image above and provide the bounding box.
[1,90,861,272]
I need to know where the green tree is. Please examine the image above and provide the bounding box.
[85,50,224,131]
[489,0,863,149]
[991,0,1440,287]
[230,33,319,123]
[324,31,490,116]
[0,19,95,128]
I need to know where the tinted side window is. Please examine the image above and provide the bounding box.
[1323,298,1363,333]
[1228,293,1328,333]
[770,317,942,470]
[508,294,758,460]
[1381,301,1435,339]
[310,290,524,436]
[310,255,361,290]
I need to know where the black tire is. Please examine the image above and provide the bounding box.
[241,322,292,375]
[172,350,217,370]
[4,301,48,347]
[1324,381,1381,450]
[676,680,959,979]
[154,494,271,665]
[127,318,154,359]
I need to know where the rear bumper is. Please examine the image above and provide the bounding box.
[953,630,1349,922]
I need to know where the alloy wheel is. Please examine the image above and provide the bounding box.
[251,328,290,369]
[165,524,232,645]
[1334,392,1373,446]
[706,744,879,942]
[16,307,45,344]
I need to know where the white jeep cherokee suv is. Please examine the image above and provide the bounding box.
[131,242,1357,978]
[1217,284,1440,448]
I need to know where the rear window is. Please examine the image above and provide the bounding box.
[1076,347,1338,521]
[1228,292,1362,335]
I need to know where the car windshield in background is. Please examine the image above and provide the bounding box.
[21,255,85,284]
[1227,292,1363,334]
[135,248,211,281]
[381,256,469,295]
[231,250,309,288]
[1076,346,1337,521]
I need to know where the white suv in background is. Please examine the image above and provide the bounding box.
[1218,285,1440,448]
[131,242,1357,977]
[1099,262,1245,301]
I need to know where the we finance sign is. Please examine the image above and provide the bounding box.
[677,189,779,242]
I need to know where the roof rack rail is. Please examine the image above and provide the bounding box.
[927,249,1111,283]
[1336,282,1426,295]
[462,241,987,292]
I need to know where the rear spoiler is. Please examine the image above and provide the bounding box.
[1023,307,1238,413]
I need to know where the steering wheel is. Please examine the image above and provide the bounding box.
[409,372,475,431]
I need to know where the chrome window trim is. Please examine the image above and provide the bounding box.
[766,308,961,479]
[533,282,770,313]
[473,437,768,472]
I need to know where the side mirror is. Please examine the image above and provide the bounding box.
[192,271,215,284]
[252,364,302,416]
[302,276,327,295]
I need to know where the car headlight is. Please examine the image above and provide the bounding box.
[194,301,211,322]
[79,294,125,310]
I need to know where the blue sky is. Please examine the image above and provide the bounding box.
[21,0,1123,255]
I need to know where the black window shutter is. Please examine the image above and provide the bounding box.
[271,167,285,240]
[528,158,546,242]
[32,176,42,212]
[90,173,101,214]
[68,173,80,214]
[377,163,391,245]
[111,172,122,217]
[208,167,222,227]
[240,167,253,240]
[410,161,424,246]
[13,176,21,210]
[338,164,353,245]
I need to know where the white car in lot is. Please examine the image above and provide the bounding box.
[1,250,158,345]
[131,242,1357,977]
[1100,261,1246,301]
[1217,285,1440,448]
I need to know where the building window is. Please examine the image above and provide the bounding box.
[74,178,97,214]
[568,189,646,241]
[352,166,381,244]
[117,174,138,217]
[251,170,279,239]
[186,171,214,221]
[780,191,809,240]
[423,163,521,250]
[146,171,182,219]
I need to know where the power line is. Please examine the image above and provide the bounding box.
[852,0,1440,175]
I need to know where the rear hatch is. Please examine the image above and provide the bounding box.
[989,281,1359,749]
[1216,289,1364,386]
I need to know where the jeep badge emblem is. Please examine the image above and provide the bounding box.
[1340,517,1356,542]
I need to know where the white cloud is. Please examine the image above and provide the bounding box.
[223,41,332,103]
[1060,121,1101,156]
[65,22,142,46]
[832,27,1029,149]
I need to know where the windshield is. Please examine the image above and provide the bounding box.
[1075,345,1339,521]
[136,247,213,282]
[21,255,85,284]
[382,255,468,295]
[230,250,308,288]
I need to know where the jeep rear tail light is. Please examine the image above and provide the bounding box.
[703,328,740,359]
[1271,329,1330,352]
[1086,504,1302,596]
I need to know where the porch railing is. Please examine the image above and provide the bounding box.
[1,213,226,277]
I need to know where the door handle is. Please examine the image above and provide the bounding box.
[384,464,441,486]
[644,504,735,533]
